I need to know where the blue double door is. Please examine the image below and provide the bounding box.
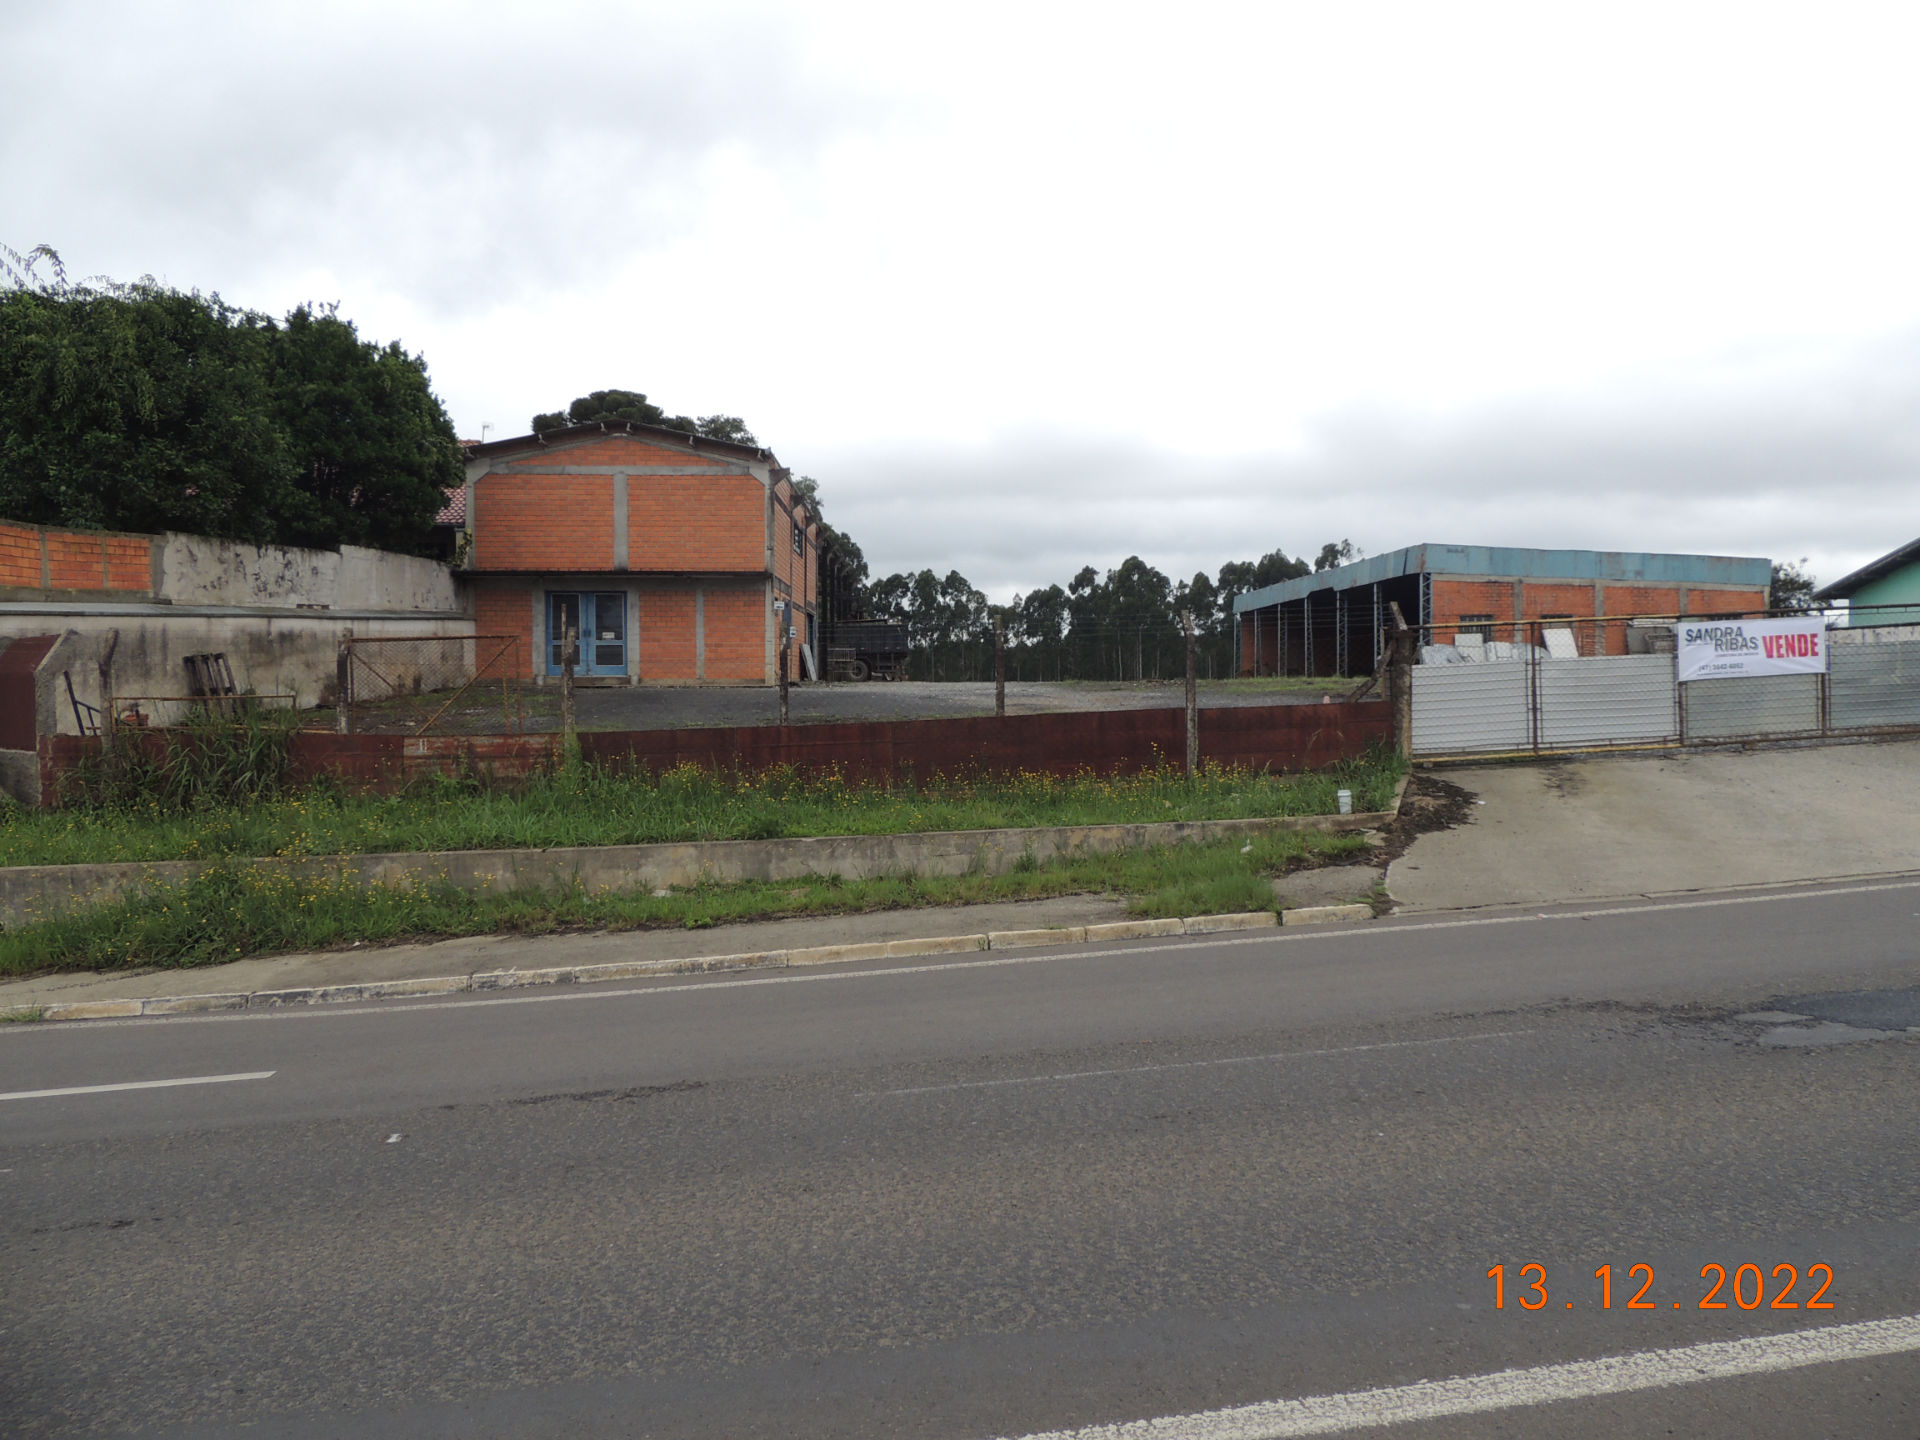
[547,591,628,677]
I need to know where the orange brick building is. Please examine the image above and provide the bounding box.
[457,422,819,685]
[1235,543,1772,677]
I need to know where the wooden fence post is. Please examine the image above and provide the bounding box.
[561,624,578,754]
[778,603,791,726]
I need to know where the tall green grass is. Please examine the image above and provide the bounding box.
[0,751,1403,869]
[59,706,300,812]
[0,829,1370,978]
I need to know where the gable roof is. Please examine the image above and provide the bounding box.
[1813,537,1920,601]
[464,419,776,466]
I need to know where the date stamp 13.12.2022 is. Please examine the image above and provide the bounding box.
[1488,1262,1835,1313]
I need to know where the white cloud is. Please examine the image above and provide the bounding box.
[7,0,1920,597]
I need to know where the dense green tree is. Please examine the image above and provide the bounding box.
[0,252,290,540]
[531,388,757,446]
[0,246,461,554]
[268,304,463,554]
[1313,538,1360,572]
[1769,558,1819,612]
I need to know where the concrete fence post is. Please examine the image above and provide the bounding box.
[1387,602,1414,759]
[1182,609,1198,779]
[994,612,1006,718]
[336,638,352,735]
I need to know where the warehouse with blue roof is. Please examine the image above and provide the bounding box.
[1233,543,1773,677]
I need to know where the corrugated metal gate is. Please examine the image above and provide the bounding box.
[1410,618,1920,758]
[1830,632,1920,729]
[1411,654,1677,756]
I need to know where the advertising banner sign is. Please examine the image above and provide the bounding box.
[1677,617,1828,682]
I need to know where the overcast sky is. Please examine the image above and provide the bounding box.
[7,0,1919,599]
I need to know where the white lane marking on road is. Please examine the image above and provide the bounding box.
[996,1313,1920,1440]
[0,1070,275,1102]
[858,1030,1528,1098]
[32,876,1920,1031]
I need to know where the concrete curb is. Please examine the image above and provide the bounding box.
[26,908,1320,1023]
[0,806,1398,926]
[1282,902,1373,926]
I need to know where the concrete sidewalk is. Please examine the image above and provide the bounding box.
[1388,738,1920,911]
[0,894,1137,1012]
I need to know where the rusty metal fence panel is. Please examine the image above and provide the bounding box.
[1536,654,1678,748]
[340,635,524,735]
[1830,632,1920,730]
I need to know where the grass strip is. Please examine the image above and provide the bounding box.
[0,830,1372,979]
[0,753,1403,869]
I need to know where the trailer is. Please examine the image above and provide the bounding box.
[824,619,913,681]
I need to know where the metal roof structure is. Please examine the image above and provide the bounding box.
[1232,543,1772,614]
[1813,537,1920,600]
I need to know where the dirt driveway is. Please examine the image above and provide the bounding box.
[1388,738,1920,911]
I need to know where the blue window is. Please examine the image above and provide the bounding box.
[547,591,627,676]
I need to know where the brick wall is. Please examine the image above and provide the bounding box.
[475,586,535,677]
[46,532,110,589]
[1430,579,1517,632]
[703,586,767,681]
[627,475,764,571]
[641,588,699,680]
[0,523,44,588]
[1688,587,1770,613]
[0,522,154,595]
[473,475,616,570]
[106,537,149,589]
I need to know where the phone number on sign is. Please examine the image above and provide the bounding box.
[1488,1263,1835,1312]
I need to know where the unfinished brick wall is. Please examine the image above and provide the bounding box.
[703,586,767,681]
[640,588,699,680]
[627,475,764,571]
[473,475,617,571]
[0,522,154,595]
[1429,579,1518,634]
[1688,587,1770,613]
[474,587,535,675]
[0,524,44,588]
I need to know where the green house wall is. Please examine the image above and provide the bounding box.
[1844,561,1920,625]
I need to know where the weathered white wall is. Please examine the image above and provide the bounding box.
[337,546,459,613]
[154,535,460,613]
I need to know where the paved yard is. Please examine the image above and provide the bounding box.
[1388,738,1920,911]
[557,678,1373,732]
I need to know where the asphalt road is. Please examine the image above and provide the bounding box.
[4,878,1919,1438]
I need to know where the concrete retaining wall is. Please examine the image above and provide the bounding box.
[0,808,1390,926]
[26,611,474,737]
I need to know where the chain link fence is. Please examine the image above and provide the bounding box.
[338,635,524,736]
[1409,612,1920,758]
